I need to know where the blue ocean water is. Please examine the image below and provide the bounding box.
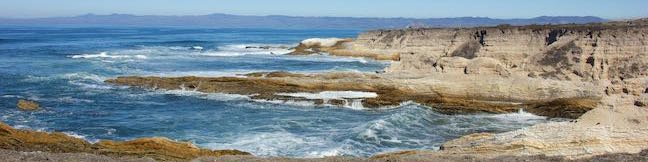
[0,27,551,157]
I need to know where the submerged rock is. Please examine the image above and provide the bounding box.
[16,99,39,111]
[0,122,250,161]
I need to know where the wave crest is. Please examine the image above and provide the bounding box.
[71,52,147,59]
[201,44,293,56]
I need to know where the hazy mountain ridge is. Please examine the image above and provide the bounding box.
[0,13,606,29]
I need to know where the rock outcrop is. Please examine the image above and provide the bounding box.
[106,71,600,118]
[296,19,648,86]
[17,99,39,111]
[374,94,648,160]
[289,38,399,61]
[0,122,249,161]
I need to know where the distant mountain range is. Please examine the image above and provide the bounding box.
[0,13,607,29]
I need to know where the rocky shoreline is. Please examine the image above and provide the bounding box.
[4,19,648,161]
[106,71,599,118]
[0,122,249,161]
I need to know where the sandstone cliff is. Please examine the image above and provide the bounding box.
[298,19,648,81]
[369,20,647,84]
[290,18,648,114]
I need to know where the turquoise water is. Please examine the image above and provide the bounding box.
[0,27,551,157]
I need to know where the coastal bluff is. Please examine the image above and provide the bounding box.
[285,18,648,117]
[294,19,648,85]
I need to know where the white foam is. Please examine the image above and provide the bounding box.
[252,99,317,107]
[1,95,21,98]
[12,125,31,129]
[69,46,186,61]
[22,73,108,83]
[202,44,293,56]
[62,132,99,143]
[491,109,547,121]
[70,52,145,59]
[205,132,338,158]
[191,46,204,50]
[134,55,148,59]
[63,73,107,83]
[276,91,377,100]
[301,38,346,47]
[307,148,342,157]
[57,96,95,103]
[168,46,187,50]
[63,132,86,139]
[69,81,113,90]
[146,70,260,78]
[357,58,369,64]
[157,89,250,101]
[344,99,366,110]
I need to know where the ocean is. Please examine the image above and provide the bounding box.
[0,27,553,157]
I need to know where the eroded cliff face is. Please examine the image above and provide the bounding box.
[361,20,648,82]
[292,19,648,90]
[291,19,648,108]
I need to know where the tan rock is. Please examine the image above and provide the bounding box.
[636,95,648,107]
[289,37,400,61]
[16,99,39,111]
[324,19,648,83]
[435,57,469,73]
[380,94,648,160]
[465,57,510,76]
[0,122,249,161]
[96,137,248,161]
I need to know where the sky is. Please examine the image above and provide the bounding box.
[0,0,647,19]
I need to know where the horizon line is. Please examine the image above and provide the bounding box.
[0,12,621,20]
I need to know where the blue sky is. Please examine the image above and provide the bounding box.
[1,0,646,19]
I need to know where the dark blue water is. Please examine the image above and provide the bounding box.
[0,27,551,157]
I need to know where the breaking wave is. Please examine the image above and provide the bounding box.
[71,52,148,59]
[205,132,339,158]
[149,89,251,101]
[200,44,293,56]
[68,44,295,61]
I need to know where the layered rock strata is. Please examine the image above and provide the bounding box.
[0,122,249,161]
[106,71,599,118]
[373,94,648,160]
[294,19,648,85]
[289,38,400,61]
